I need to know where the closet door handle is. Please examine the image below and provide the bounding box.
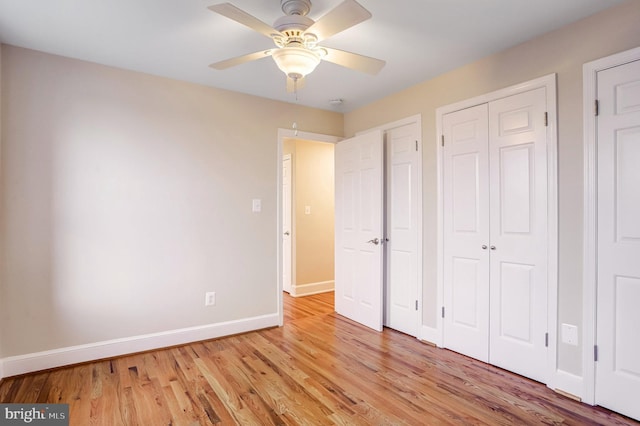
[482,245,488,250]
[490,246,496,250]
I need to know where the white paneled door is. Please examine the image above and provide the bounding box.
[335,130,384,331]
[488,88,548,383]
[442,87,549,383]
[282,155,292,294]
[442,104,490,362]
[596,58,640,421]
[385,122,421,336]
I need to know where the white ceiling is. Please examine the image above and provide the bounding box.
[0,0,626,112]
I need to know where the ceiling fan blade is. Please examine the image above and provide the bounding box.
[208,3,281,39]
[286,76,306,93]
[305,0,371,42]
[209,49,274,70]
[322,47,385,75]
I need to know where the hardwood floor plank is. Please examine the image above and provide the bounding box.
[89,361,124,426]
[1,291,638,425]
[194,347,278,424]
[171,346,237,425]
[166,380,201,425]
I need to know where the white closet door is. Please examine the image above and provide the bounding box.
[596,59,640,421]
[335,130,384,331]
[488,87,548,383]
[385,122,420,336]
[442,104,490,362]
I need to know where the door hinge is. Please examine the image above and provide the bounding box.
[594,345,599,362]
[441,306,445,318]
[415,300,418,310]
[595,99,600,116]
[415,140,419,152]
[545,332,549,347]
[441,135,444,147]
[544,112,548,127]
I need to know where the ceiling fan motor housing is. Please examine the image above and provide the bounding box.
[273,14,314,33]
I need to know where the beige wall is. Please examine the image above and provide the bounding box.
[282,138,335,290]
[344,0,640,376]
[0,45,343,357]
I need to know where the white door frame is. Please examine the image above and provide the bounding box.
[356,114,424,338]
[582,46,640,405]
[435,74,558,388]
[276,128,341,326]
[282,154,293,294]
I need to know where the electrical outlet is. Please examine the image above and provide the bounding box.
[561,323,578,346]
[205,292,216,306]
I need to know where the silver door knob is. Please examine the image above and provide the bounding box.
[367,238,380,245]
[490,246,496,250]
[284,231,290,236]
[482,245,488,250]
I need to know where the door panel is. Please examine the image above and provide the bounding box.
[452,153,481,232]
[385,122,420,336]
[499,143,533,234]
[498,262,534,343]
[335,130,384,331]
[443,104,490,362]
[616,127,640,240]
[488,87,548,383]
[596,59,640,421]
[451,257,481,328]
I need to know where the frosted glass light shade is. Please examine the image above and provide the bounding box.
[272,47,321,79]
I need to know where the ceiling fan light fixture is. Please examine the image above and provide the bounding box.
[272,46,321,79]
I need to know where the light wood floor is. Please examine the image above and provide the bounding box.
[1,291,637,425]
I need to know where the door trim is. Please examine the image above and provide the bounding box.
[276,128,341,326]
[435,74,558,388]
[282,154,293,294]
[582,46,640,405]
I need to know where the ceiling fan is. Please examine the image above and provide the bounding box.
[208,0,386,91]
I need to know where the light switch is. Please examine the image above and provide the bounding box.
[252,199,261,213]
[305,205,311,215]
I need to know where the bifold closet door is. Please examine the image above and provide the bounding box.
[442,104,491,362]
[442,87,549,383]
[487,87,548,383]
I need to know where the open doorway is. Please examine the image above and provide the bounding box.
[283,137,336,297]
[277,128,341,326]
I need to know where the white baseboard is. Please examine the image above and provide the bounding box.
[291,280,334,297]
[419,325,442,347]
[554,369,584,402]
[0,313,279,378]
